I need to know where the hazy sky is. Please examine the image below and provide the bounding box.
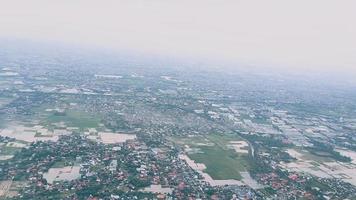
[0,0,355,74]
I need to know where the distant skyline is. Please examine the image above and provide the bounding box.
[0,0,355,75]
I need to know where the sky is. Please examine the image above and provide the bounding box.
[0,0,355,75]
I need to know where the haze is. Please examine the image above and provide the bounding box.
[0,0,355,75]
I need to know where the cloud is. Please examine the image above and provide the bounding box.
[0,0,355,74]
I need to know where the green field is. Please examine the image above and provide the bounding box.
[47,110,99,128]
[30,97,102,130]
[50,159,78,168]
[172,133,250,180]
[190,146,248,180]
[0,146,22,155]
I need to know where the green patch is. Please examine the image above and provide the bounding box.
[205,134,243,150]
[51,159,77,168]
[44,110,100,130]
[0,146,22,155]
[260,187,276,196]
[189,146,248,180]
[172,133,250,180]
[51,161,67,168]
[305,178,330,191]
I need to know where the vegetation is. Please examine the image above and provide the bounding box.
[244,134,292,148]
[175,133,250,180]
[45,110,100,129]
[307,140,351,162]
[0,145,22,155]
[190,146,248,180]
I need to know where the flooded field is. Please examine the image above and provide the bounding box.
[240,172,264,189]
[0,181,12,197]
[43,166,81,184]
[228,141,249,154]
[142,185,172,194]
[0,181,26,198]
[98,132,136,144]
[281,148,356,186]
[0,125,59,143]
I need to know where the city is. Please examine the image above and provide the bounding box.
[0,48,355,199]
